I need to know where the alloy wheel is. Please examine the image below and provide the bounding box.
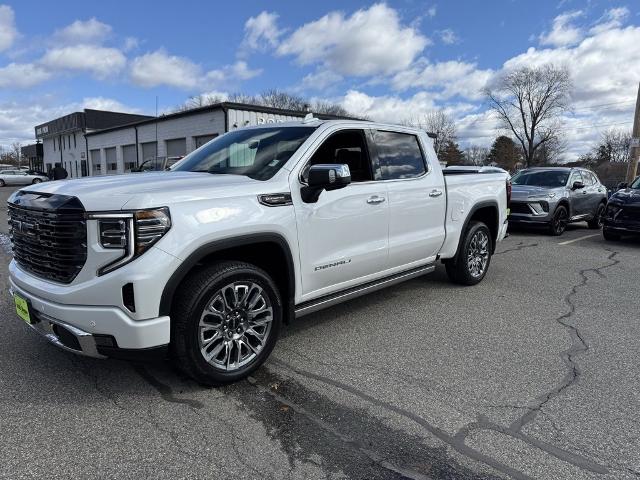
[467,230,489,278]
[198,281,273,371]
[554,209,568,234]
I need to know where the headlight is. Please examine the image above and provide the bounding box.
[90,207,171,275]
[605,203,621,218]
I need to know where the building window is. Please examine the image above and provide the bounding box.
[105,147,117,173]
[73,134,77,149]
[53,139,56,152]
[90,149,101,175]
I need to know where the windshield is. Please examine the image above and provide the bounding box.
[511,170,569,187]
[173,126,316,180]
[630,177,640,189]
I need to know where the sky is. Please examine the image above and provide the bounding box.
[0,0,639,160]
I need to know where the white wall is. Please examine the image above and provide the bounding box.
[42,132,86,178]
[227,109,303,130]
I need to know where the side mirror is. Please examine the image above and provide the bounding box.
[301,164,351,203]
[617,182,628,190]
[572,181,585,190]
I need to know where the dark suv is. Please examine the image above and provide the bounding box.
[603,176,640,241]
[509,167,607,235]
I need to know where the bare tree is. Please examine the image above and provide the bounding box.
[403,109,456,156]
[598,128,632,163]
[11,142,22,168]
[483,64,571,168]
[463,145,489,166]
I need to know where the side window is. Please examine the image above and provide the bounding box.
[569,171,583,186]
[582,171,595,185]
[374,131,427,180]
[304,129,374,183]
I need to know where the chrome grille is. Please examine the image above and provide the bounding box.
[8,199,87,284]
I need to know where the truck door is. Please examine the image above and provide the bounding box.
[291,128,389,300]
[371,130,446,267]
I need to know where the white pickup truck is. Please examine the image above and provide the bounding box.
[8,119,510,385]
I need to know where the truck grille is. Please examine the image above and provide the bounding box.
[8,194,87,284]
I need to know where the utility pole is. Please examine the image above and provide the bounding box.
[625,82,640,182]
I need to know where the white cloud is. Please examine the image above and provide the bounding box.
[277,3,429,76]
[130,49,260,90]
[439,29,459,45]
[41,45,126,78]
[299,69,343,91]
[81,96,140,112]
[539,10,584,47]
[241,11,283,53]
[0,63,50,88]
[590,7,629,34]
[392,59,493,100]
[123,37,139,52]
[130,49,201,89]
[340,90,438,124]
[427,6,437,18]
[0,4,18,51]
[53,18,112,45]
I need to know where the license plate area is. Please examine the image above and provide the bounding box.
[14,293,32,324]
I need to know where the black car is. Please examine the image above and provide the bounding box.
[603,176,640,241]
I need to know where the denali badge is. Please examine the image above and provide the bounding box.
[314,259,352,271]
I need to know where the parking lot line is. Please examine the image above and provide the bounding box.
[558,233,601,245]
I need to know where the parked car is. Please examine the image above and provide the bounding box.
[8,119,510,385]
[0,170,47,187]
[509,167,607,235]
[602,176,640,241]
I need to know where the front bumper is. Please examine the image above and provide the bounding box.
[9,279,170,357]
[603,221,640,235]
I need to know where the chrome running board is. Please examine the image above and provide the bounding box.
[295,264,435,318]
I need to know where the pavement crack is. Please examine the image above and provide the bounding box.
[494,242,539,256]
[509,250,620,433]
[271,358,531,480]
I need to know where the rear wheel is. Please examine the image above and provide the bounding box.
[587,203,605,229]
[32,178,42,184]
[549,205,568,236]
[171,261,282,386]
[445,221,493,286]
[603,228,621,241]
[0,180,5,187]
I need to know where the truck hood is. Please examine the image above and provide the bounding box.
[511,184,565,200]
[19,172,259,211]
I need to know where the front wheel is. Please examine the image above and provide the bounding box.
[171,261,282,386]
[32,178,42,184]
[587,203,605,229]
[445,221,493,286]
[0,180,5,187]
[549,205,569,236]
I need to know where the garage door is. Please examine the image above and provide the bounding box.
[105,147,117,173]
[166,138,186,158]
[122,144,136,172]
[195,134,218,149]
[90,149,101,175]
[141,142,157,162]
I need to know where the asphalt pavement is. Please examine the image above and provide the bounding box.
[1,184,640,479]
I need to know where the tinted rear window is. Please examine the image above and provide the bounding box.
[375,131,427,180]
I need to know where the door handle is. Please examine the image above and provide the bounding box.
[367,195,386,204]
[429,189,443,198]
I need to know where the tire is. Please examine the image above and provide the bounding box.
[171,261,282,386]
[587,203,605,229]
[549,205,569,236]
[32,178,42,184]
[445,221,493,286]
[603,228,621,241]
[0,180,5,187]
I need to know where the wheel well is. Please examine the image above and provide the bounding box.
[556,199,570,213]
[469,205,499,253]
[160,238,295,323]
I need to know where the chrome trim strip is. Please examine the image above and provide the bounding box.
[295,264,435,318]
